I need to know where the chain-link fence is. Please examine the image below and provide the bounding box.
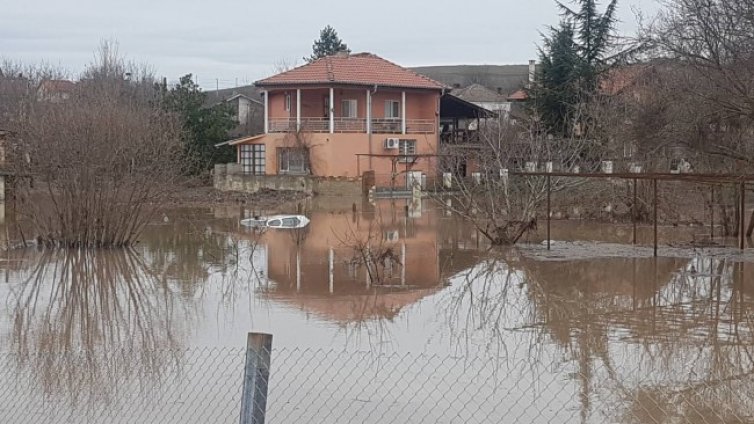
[2,340,754,423]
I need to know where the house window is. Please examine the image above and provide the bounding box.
[279,148,310,175]
[398,139,416,162]
[323,96,330,117]
[284,94,291,112]
[240,144,266,175]
[342,99,357,118]
[385,100,401,119]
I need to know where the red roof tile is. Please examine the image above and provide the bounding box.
[256,53,447,90]
[600,65,651,96]
[507,89,528,101]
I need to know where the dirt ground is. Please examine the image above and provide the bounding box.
[168,185,309,208]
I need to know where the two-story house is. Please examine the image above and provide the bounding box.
[225,52,447,179]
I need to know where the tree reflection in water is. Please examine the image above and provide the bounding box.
[438,249,754,422]
[521,256,754,423]
[8,248,189,408]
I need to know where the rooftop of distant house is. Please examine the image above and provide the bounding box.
[450,83,509,103]
[203,86,264,107]
[38,79,76,93]
[411,63,534,96]
[256,52,448,90]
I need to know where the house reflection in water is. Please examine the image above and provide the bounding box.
[242,198,482,323]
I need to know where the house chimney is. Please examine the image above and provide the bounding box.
[335,48,349,58]
[496,87,503,95]
[528,60,536,85]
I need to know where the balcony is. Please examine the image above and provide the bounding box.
[268,118,435,134]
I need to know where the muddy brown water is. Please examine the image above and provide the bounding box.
[0,197,753,423]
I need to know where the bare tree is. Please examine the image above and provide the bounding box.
[640,0,754,168]
[271,57,300,74]
[8,42,187,248]
[435,115,603,245]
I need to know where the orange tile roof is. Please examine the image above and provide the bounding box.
[507,89,528,101]
[256,53,447,90]
[600,65,651,96]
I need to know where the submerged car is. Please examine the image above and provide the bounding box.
[240,214,310,229]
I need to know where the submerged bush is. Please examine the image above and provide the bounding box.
[8,45,186,248]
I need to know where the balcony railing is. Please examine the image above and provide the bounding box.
[268,118,435,134]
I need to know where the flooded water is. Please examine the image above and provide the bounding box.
[1,197,753,423]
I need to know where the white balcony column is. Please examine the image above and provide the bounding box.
[329,87,335,134]
[263,90,269,133]
[296,89,301,131]
[401,91,406,135]
[366,89,372,134]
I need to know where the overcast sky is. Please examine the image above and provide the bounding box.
[1,0,660,89]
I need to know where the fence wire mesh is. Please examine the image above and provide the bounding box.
[2,344,754,423]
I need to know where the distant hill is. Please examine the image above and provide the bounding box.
[410,64,531,96]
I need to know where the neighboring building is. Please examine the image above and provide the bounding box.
[225,52,448,179]
[410,63,534,97]
[450,83,510,114]
[204,88,264,137]
[425,60,537,122]
[37,80,75,103]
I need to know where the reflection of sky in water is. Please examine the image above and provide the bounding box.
[0,199,753,423]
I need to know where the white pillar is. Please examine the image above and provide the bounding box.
[296,89,301,131]
[263,90,269,133]
[366,89,371,134]
[401,91,406,134]
[329,87,334,134]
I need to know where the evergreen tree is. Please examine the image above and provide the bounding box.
[306,25,350,62]
[159,75,236,174]
[558,0,618,92]
[529,0,618,137]
[532,22,581,136]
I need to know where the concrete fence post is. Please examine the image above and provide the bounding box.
[240,332,273,424]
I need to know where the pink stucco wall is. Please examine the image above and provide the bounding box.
[241,131,438,178]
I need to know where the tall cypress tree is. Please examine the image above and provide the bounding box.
[530,0,618,137]
[533,22,581,136]
[306,25,350,62]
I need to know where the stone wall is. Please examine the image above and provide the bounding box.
[214,164,362,197]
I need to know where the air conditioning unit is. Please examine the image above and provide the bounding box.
[384,138,400,150]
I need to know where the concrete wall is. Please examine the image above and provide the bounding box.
[214,164,362,197]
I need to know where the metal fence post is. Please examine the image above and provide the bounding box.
[632,178,637,245]
[240,332,273,424]
[653,178,658,257]
[740,181,746,250]
[546,174,551,251]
